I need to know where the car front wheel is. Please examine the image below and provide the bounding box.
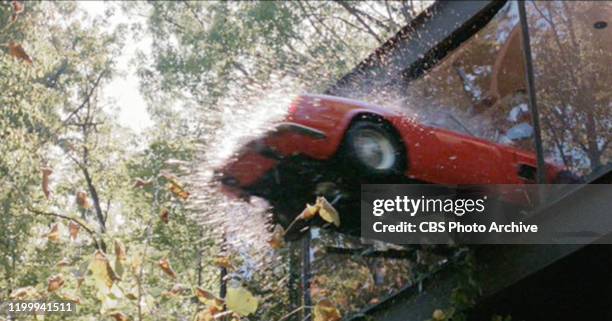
[340,119,406,178]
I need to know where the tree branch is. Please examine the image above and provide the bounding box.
[26,207,102,250]
[333,1,383,43]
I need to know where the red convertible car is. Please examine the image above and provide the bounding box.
[217,94,568,186]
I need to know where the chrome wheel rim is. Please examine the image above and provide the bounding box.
[353,129,396,170]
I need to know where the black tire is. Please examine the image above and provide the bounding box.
[338,119,406,178]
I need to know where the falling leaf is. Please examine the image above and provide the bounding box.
[194,287,224,308]
[316,197,340,227]
[194,309,214,321]
[114,240,127,261]
[109,312,130,321]
[432,309,446,321]
[368,297,380,305]
[133,178,152,189]
[58,291,81,304]
[130,254,142,275]
[226,286,258,316]
[8,41,32,64]
[163,283,189,297]
[47,274,65,292]
[158,258,177,279]
[168,181,190,200]
[76,190,91,209]
[68,221,80,241]
[160,208,169,224]
[47,223,60,242]
[313,298,341,321]
[10,286,37,299]
[162,174,190,200]
[56,257,71,267]
[299,203,319,221]
[267,224,285,249]
[41,167,52,199]
[213,256,233,269]
[89,250,120,290]
[12,1,24,14]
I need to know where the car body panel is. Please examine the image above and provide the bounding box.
[217,94,564,192]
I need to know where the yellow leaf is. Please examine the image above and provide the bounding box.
[313,298,341,321]
[114,240,127,261]
[68,221,80,241]
[213,256,233,269]
[10,286,37,299]
[300,203,319,221]
[162,173,190,200]
[226,286,258,316]
[194,287,224,308]
[76,190,91,209]
[194,309,214,321]
[47,223,60,242]
[158,258,177,279]
[432,309,446,321]
[316,197,340,227]
[89,250,120,290]
[41,167,52,199]
[47,274,64,292]
[168,181,190,200]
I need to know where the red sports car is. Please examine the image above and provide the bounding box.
[214,94,575,227]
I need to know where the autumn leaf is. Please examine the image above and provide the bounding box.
[226,286,258,316]
[56,257,71,267]
[162,173,190,200]
[47,223,60,242]
[267,224,285,249]
[313,298,341,321]
[89,250,120,290]
[47,274,65,292]
[299,203,319,221]
[432,309,446,321]
[10,286,37,299]
[133,178,152,189]
[68,221,80,241]
[114,240,127,261]
[168,180,189,200]
[194,309,214,321]
[213,256,233,269]
[109,312,130,321]
[76,190,91,209]
[158,258,177,278]
[162,283,189,297]
[41,167,52,199]
[316,197,340,227]
[58,291,81,304]
[8,41,32,64]
[194,287,224,308]
[160,208,169,224]
[11,1,24,22]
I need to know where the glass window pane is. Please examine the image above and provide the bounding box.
[526,1,612,180]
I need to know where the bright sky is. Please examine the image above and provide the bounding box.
[79,1,153,133]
